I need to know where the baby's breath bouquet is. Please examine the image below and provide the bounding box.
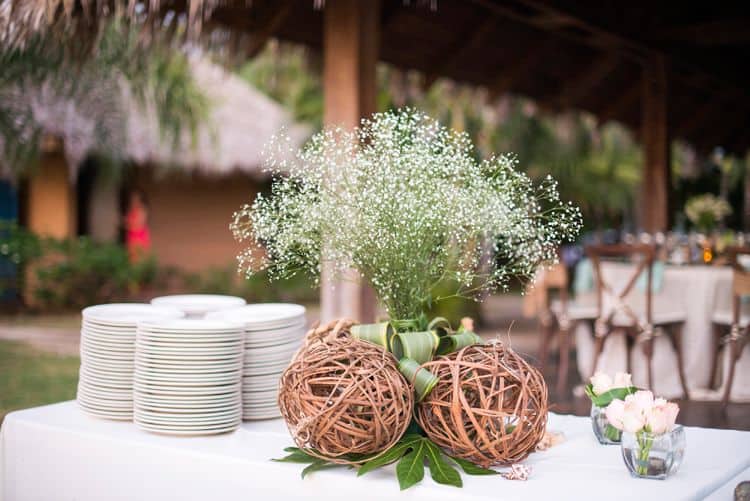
[232,108,581,320]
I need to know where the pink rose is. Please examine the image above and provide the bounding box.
[662,402,679,431]
[613,372,633,389]
[605,399,626,430]
[646,406,670,434]
[626,390,654,415]
[590,372,613,395]
[621,400,647,434]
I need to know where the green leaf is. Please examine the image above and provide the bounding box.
[604,424,622,442]
[396,441,426,490]
[301,459,338,478]
[391,331,440,364]
[423,441,463,487]
[357,435,422,476]
[398,358,439,401]
[351,322,394,350]
[273,449,319,464]
[586,384,638,408]
[448,456,499,476]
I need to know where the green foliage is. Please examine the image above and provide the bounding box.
[0,16,209,174]
[237,42,322,130]
[0,340,79,424]
[0,223,160,310]
[182,266,318,305]
[275,435,497,490]
[584,383,638,408]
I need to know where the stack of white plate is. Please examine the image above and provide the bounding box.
[77,304,184,420]
[208,303,306,420]
[134,318,245,435]
[150,294,246,318]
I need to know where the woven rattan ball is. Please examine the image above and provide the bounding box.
[278,318,414,465]
[416,343,548,467]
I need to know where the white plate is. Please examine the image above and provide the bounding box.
[78,402,132,420]
[134,360,242,373]
[150,295,246,316]
[134,397,241,411]
[80,345,135,360]
[134,382,240,396]
[135,353,243,364]
[81,329,135,344]
[207,303,305,329]
[78,383,132,399]
[136,332,245,343]
[133,393,242,409]
[80,361,134,374]
[243,363,290,376]
[81,338,135,353]
[83,303,184,327]
[135,416,241,428]
[135,374,240,387]
[134,420,239,436]
[135,407,241,420]
[76,394,132,410]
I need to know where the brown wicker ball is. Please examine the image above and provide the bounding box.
[278,318,414,465]
[416,342,548,467]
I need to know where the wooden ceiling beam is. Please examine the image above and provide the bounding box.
[245,2,293,59]
[488,39,553,100]
[598,82,640,124]
[423,14,498,89]
[557,53,620,108]
[653,19,750,46]
[674,97,725,139]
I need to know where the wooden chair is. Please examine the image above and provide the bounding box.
[710,246,750,408]
[587,243,690,398]
[536,262,597,397]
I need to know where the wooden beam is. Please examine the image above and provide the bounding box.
[598,81,640,124]
[245,2,292,59]
[557,54,620,108]
[674,97,724,139]
[424,15,498,89]
[488,39,553,100]
[321,0,380,323]
[654,19,750,46]
[641,53,670,233]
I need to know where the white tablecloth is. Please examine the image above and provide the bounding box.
[575,264,750,400]
[2,402,749,501]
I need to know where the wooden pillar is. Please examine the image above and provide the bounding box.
[641,54,670,232]
[321,0,380,323]
[26,141,76,239]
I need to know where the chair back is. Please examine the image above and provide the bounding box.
[586,243,656,328]
[728,246,750,325]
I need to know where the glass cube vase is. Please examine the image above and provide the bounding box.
[590,404,622,445]
[620,426,686,480]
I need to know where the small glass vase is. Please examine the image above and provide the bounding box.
[620,426,686,480]
[591,404,621,445]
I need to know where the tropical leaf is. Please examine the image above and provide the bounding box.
[396,442,426,490]
[448,456,498,476]
[423,441,462,487]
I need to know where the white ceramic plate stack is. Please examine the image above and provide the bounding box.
[150,294,246,319]
[134,318,245,435]
[77,304,184,420]
[208,303,306,420]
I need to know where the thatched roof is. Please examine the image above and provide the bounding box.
[4,1,749,154]
[126,56,309,177]
[0,54,309,179]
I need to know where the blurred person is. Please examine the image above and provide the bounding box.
[124,189,151,262]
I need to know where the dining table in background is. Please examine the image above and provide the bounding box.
[575,262,750,401]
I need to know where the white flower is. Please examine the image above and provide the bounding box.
[232,109,582,319]
[613,372,632,389]
[590,372,613,395]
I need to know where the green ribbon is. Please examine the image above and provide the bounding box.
[351,317,482,401]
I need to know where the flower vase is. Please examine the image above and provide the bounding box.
[590,404,621,445]
[620,426,686,479]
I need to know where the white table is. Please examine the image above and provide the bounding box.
[575,263,750,401]
[2,402,749,501]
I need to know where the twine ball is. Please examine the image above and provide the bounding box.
[416,343,548,467]
[278,318,414,464]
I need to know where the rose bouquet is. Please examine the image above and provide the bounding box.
[584,372,637,444]
[605,391,685,479]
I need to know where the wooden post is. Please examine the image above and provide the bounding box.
[641,54,670,232]
[321,0,380,323]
